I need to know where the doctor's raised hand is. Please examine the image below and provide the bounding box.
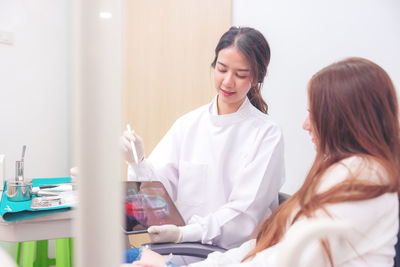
[121,128,145,165]
[122,26,285,252]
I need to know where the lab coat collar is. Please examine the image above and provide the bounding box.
[209,95,252,126]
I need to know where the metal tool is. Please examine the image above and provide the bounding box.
[15,145,26,182]
[7,145,32,202]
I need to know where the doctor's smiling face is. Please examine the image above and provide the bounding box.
[214,46,253,115]
[212,27,271,115]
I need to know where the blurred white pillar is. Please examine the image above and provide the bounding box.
[73,0,123,266]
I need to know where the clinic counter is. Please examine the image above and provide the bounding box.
[0,210,75,242]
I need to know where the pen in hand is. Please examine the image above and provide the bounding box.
[126,124,139,164]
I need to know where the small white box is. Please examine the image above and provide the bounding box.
[0,155,5,191]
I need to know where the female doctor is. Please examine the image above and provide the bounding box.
[121,26,285,249]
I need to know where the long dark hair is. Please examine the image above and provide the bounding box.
[243,57,400,264]
[211,26,271,114]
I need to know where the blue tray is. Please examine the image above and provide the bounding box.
[0,177,72,221]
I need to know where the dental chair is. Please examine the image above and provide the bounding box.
[138,192,291,261]
[394,204,400,267]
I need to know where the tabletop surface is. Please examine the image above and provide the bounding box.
[0,208,75,242]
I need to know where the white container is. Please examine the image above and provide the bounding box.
[0,155,5,191]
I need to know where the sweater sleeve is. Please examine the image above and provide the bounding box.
[188,158,398,267]
[187,240,256,267]
[188,192,398,267]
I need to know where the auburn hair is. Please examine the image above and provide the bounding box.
[243,57,400,264]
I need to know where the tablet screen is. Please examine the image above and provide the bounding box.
[124,181,185,234]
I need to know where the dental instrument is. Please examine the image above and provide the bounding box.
[15,145,26,182]
[126,124,139,164]
[21,145,26,162]
[32,183,74,195]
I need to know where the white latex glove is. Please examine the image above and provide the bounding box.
[148,224,183,243]
[120,129,145,165]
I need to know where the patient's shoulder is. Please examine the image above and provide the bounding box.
[318,156,388,192]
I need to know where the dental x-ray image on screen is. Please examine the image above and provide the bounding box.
[124,181,185,234]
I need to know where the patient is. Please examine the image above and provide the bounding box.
[127,57,400,266]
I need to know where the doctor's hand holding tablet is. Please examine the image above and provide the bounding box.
[120,26,285,249]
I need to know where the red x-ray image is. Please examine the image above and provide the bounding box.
[124,181,185,233]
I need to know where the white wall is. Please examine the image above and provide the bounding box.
[0,0,71,181]
[0,0,70,258]
[233,0,400,194]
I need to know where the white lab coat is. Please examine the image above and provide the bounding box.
[189,156,399,267]
[128,96,285,249]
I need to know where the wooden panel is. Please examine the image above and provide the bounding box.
[123,0,232,174]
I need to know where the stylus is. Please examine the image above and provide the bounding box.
[125,230,148,234]
[126,124,139,164]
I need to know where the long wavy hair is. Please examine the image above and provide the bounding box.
[243,57,400,264]
[211,26,270,114]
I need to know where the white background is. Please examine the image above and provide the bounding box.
[233,0,400,194]
[0,0,71,181]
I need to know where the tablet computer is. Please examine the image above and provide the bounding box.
[124,181,185,234]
